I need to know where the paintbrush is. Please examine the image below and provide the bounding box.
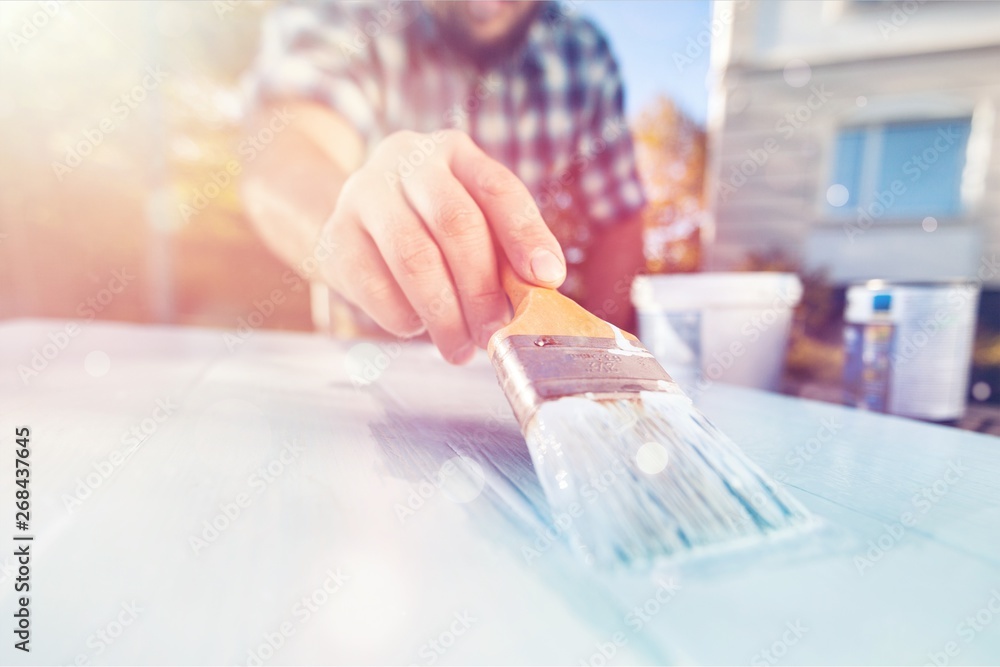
[487,264,810,567]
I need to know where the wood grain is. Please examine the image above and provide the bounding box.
[488,263,639,353]
[0,320,998,665]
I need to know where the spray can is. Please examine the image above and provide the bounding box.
[844,290,895,412]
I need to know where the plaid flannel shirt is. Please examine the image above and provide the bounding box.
[244,0,646,240]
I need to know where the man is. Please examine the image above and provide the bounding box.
[242,0,646,364]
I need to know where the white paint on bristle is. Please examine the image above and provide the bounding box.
[524,391,811,567]
[607,324,650,357]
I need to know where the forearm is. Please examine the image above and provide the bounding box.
[580,211,645,332]
[240,102,365,273]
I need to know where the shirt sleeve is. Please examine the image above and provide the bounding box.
[573,34,647,227]
[241,1,384,146]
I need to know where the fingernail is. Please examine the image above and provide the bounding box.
[402,322,427,340]
[530,249,565,284]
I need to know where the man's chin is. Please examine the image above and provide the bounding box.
[460,39,521,71]
[466,0,508,26]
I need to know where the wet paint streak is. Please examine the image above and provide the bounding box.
[607,323,653,357]
[368,407,553,533]
[524,392,812,567]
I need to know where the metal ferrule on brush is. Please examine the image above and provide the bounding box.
[491,335,684,429]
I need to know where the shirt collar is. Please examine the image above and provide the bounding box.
[519,2,560,70]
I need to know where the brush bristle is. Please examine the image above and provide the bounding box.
[523,392,811,567]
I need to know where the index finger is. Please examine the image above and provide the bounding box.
[448,133,566,288]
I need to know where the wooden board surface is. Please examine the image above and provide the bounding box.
[1,319,998,665]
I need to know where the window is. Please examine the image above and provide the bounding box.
[827,117,971,219]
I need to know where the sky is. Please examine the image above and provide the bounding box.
[580,0,712,125]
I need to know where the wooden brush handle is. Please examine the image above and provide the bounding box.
[498,259,542,312]
[488,258,640,353]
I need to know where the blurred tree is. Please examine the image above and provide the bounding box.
[0,0,312,330]
[0,1,161,322]
[158,0,312,330]
[631,95,706,274]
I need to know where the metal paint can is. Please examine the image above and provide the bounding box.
[844,280,980,421]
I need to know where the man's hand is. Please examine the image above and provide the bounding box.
[316,129,566,363]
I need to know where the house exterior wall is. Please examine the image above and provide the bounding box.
[705,0,1000,286]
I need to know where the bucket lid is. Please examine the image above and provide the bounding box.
[848,278,980,289]
[631,272,803,310]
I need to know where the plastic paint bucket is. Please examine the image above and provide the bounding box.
[631,273,803,391]
[844,280,980,421]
